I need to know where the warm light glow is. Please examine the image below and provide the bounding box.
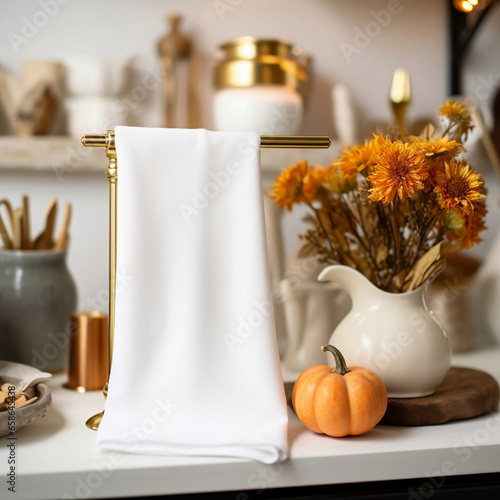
[454,0,474,11]
[454,0,491,11]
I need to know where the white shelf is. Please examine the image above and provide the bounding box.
[3,348,499,499]
[0,136,104,173]
[0,136,342,176]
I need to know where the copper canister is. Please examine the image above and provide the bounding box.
[64,311,109,392]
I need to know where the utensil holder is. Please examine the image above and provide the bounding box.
[0,249,77,372]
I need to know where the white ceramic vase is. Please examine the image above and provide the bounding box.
[318,265,451,398]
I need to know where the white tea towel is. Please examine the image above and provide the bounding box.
[96,127,288,464]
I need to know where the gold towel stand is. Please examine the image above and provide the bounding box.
[81,130,331,430]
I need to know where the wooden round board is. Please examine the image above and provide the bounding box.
[284,366,499,426]
[382,366,499,426]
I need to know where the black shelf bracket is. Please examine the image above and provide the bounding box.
[449,0,498,95]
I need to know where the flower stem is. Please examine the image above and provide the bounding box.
[305,199,336,255]
[390,199,402,276]
[345,194,380,273]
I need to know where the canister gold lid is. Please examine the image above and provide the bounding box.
[64,311,109,393]
[219,37,295,60]
[214,36,310,97]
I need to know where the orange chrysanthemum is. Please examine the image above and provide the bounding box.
[322,165,357,194]
[269,160,308,210]
[438,100,473,141]
[303,166,330,202]
[417,136,462,163]
[439,100,470,122]
[335,140,375,179]
[368,138,429,205]
[434,160,484,215]
[370,133,388,155]
[463,201,488,249]
[421,159,445,192]
[410,135,462,191]
[268,101,488,288]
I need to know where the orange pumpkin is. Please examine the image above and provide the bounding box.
[292,345,388,437]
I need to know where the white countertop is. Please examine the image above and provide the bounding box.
[3,348,500,500]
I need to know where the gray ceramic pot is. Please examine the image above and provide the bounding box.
[0,250,77,372]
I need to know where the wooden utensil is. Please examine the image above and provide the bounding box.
[0,198,15,229]
[12,208,23,250]
[0,211,13,249]
[0,199,15,249]
[21,195,32,249]
[33,197,57,250]
[54,202,72,250]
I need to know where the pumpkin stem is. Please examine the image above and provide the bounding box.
[321,345,351,376]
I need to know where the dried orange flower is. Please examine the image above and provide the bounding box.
[368,138,428,204]
[270,100,487,292]
[439,100,473,141]
[370,133,388,154]
[335,140,375,178]
[303,166,330,202]
[416,136,462,164]
[325,165,358,194]
[463,201,487,249]
[269,160,308,210]
[434,160,484,215]
[439,100,470,121]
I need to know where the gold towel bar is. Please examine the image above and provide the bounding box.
[81,130,331,431]
[81,132,331,154]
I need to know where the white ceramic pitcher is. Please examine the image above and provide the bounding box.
[318,265,451,398]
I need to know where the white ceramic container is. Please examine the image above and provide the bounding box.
[318,265,452,398]
[213,86,303,135]
[63,57,126,97]
[65,96,125,137]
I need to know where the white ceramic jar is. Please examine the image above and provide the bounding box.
[213,37,309,134]
[214,86,303,135]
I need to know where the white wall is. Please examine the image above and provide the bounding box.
[0,170,110,312]
[1,0,499,306]
[1,0,450,135]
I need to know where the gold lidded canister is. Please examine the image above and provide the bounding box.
[64,311,109,393]
[214,37,310,99]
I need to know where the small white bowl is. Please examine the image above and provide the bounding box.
[0,361,52,437]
